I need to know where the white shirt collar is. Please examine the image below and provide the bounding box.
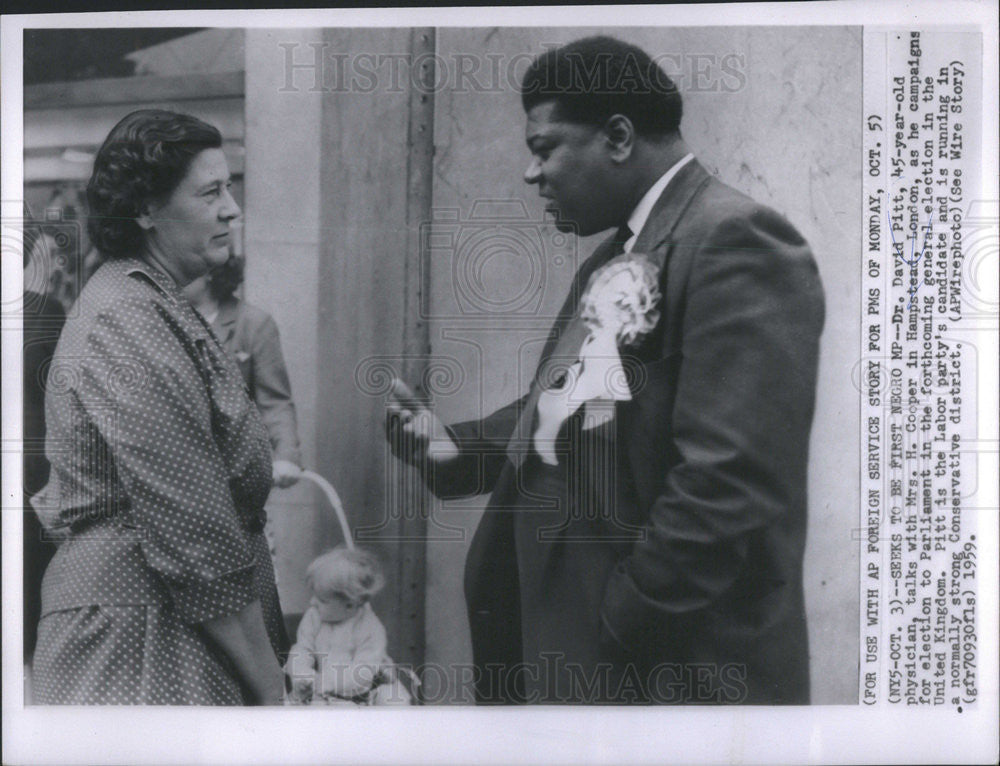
[624,153,695,252]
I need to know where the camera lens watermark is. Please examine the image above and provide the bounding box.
[3,201,83,319]
[421,200,578,321]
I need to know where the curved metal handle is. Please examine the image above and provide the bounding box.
[298,470,354,550]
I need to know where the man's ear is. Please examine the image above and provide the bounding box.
[604,114,635,163]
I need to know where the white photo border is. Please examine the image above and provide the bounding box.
[2,2,997,764]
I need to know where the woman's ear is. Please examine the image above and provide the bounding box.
[136,201,155,231]
[604,114,635,164]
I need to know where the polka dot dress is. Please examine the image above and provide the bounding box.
[33,257,288,705]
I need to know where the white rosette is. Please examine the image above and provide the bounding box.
[579,252,662,347]
[533,253,662,465]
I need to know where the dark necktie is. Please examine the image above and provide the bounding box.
[610,223,633,256]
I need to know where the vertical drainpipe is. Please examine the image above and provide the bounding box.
[397,27,435,686]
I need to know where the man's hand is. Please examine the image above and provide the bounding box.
[385,377,458,468]
[272,459,302,488]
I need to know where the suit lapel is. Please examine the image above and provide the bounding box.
[620,159,713,511]
[507,161,715,585]
[506,235,619,469]
[507,159,712,468]
[614,158,711,429]
[630,159,711,269]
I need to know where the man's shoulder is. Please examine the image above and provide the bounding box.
[670,173,769,232]
[669,172,812,257]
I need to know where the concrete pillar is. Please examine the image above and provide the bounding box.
[243,28,326,616]
[312,28,419,665]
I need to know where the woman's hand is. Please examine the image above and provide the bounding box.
[201,600,287,706]
[249,664,288,706]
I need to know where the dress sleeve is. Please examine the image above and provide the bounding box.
[77,291,258,623]
[248,313,302,465]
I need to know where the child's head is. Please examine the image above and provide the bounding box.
[306,546,385,623]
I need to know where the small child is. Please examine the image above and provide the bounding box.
[285,546,411,705]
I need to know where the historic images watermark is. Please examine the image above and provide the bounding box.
[286,656,750,705]
[278,42,748,95]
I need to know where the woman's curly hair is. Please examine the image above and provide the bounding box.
[86,109,222,259]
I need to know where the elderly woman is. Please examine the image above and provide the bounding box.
[32,110,287,705]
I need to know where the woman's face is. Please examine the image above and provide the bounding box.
[140,148,240,285]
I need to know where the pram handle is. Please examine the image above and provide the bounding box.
[299,470,355,550]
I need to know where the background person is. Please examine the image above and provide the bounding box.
[184,257,302,488]
[22,229,66,688]
[33,109,287,705]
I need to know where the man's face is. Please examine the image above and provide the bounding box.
[523,101,620,237]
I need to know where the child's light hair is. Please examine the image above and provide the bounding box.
[306,545,385,603]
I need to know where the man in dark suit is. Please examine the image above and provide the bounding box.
[388,36,824,704]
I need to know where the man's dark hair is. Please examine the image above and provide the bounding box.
[86,109,222,259]
[520,36,682,136]
[207,255,245,302]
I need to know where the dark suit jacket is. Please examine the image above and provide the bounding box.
[432,160,825,704]
[212,298,301,465]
